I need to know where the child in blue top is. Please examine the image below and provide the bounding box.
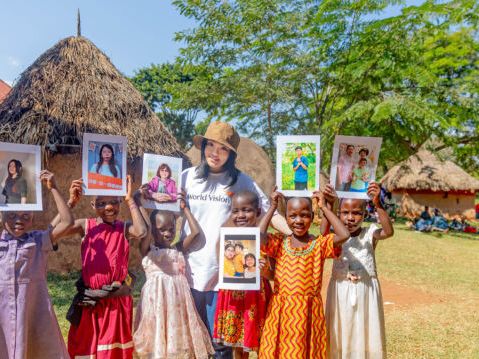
[292,146,309,190]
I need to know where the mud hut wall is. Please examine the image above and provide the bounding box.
[392,190,476,220]
[36,152,144,273]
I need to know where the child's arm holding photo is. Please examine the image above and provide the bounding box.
[368,182,394,244]
[179,191,200,251]
[49,178,86,239]
[313,191,349,247]
[40,170,74,247]
[125,175,148,241]
[259,187,283,244]
[319,184,337,236]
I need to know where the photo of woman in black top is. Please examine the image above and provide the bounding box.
[2,159,28,204]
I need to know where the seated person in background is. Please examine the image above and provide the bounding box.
[449,217,464,232]
[431,208,449,232]
[420,206,432,221]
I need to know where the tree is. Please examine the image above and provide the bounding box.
[130,63,199,148]
[171,0,478,173]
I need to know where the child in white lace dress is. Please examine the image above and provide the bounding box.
[133,196,214,359]
[324,182,394,359]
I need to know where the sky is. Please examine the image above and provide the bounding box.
[0,0,424,86]
[0,0,195,85]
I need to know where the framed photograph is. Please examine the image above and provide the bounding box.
[141,153,182,212]
[218,227,260,291]
[82,133,127,196]
[0,142,42,211]
[330,135,382,199]
[276,135,321,197]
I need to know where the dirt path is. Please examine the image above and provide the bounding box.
[321,275,441,311]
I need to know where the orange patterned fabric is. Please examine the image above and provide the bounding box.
[259,232,337,359]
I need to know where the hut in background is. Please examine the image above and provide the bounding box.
[0,36,185,272]
[381,149,479,219]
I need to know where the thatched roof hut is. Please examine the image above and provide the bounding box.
[0,36,183,159]
[0,36,185,272]
[381,149,479,219]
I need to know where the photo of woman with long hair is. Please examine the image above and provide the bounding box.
[2,159,28,204]
[146,163,177,203]
[89,144,121,178]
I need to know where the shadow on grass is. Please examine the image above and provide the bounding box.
[47,270,147,308]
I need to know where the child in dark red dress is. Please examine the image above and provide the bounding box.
[55,176,147,359]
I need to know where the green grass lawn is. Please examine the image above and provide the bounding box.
[49,224,479,358]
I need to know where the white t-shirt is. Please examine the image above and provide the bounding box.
[180,166,269,291]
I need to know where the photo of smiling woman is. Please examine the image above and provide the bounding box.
[181,121,289,358]
[82,133,127,196]
[0,142,42,211]
[90,144,121,178]
[2,159,27,204]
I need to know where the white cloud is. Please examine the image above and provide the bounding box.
[7,56,20,68]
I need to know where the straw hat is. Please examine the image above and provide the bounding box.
[193,121,240,153]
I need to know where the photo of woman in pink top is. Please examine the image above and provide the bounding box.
[146,163,177,203]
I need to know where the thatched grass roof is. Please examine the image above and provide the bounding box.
[0,36,184,159]
[381,149,479,193]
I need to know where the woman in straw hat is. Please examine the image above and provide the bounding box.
[180,121,288,358]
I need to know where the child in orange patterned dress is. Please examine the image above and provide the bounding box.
[258,189,350,359]
[213,191,274,358]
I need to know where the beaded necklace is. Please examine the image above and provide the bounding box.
[283,235,316,257]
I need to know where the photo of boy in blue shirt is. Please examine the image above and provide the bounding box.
[292,146,309,190]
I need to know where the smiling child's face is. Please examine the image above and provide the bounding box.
[339,199,365,236]
[245,255,255,268]
[225,246,235,260]
[286,198,313,238]
[92,196,121,223]
[2,211,33,237]
[230,194,260,227]
[153,213,176,248]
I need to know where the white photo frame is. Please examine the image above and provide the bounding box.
[82,133,127,196]
[330,135,382,199]
[276,135,321,197]
[0,142,42,211]
[218,227,260,291]
[141,153,182,212]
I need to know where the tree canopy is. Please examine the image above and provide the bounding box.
[134,0,479,174]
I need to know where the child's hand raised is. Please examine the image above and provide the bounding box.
[270,186,283,209]
[367,181,382,208]
[68,178,83,208]
[178,189,187,211]
[40,170,56,190]
[312,190,325,210]
[125,175,133,202]
[322,184,338,206]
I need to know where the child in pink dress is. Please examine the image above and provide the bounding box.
[0,170,73,359]
[55,176,147,359]
[133,194,214,358]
